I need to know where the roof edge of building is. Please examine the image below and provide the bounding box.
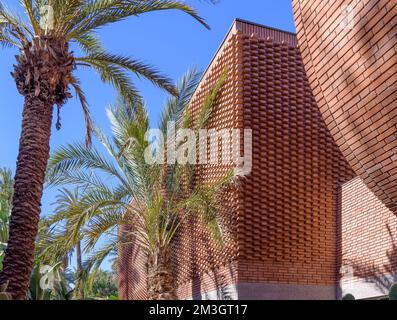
[190,18,297,103]
[235,18,297,36]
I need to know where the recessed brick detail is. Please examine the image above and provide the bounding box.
[292,0,397,213]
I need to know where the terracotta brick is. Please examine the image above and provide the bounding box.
[339,177,397,297]
[118,13,396,299]
[293,0,397,214]
[118,19,355,299]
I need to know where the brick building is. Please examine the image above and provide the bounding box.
[119,16,397,300]
[293,0,397,299]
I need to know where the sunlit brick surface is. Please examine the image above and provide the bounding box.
[340,177,397,299]
[293,0,397,213]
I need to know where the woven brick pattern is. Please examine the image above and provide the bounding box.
[118,19,357,299]
[118,224,148,299]
[176,20,354,293]
[172,25,242,298]
[235,21,354,286]
[293,0,397,213]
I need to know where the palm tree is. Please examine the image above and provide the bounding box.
[0,0,208,299]
[36,186,118,300]
[37,188,88,299]
[89,269,118,299]
[46,70,235,299]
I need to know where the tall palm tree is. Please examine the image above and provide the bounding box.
[47,70,235,299]
[0,0,208,299]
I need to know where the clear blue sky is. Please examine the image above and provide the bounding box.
[0,0,295,269]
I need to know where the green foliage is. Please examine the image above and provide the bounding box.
[389,283,397,300]
[90,270,118,299]
[36,187,111,300]
[37,188,87,263]
[28,263,52,300]
[0,167,13,270]
[195,69,227,130]
[27,262,74,300]
[46,70,233,282]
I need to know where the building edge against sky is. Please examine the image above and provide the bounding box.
[293,0,397,213]
[292,0,397,299]
[118,15,396,300]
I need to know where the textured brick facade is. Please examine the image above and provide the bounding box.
[234,21,354,291]
[118,223,147,300]
[118,15,396,299]
[292,0,397,213]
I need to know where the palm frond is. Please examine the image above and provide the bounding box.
[84,209,124,251]
[47,143,126,186]
[36,224,74,266]
[178,170,236,246]
[81,185,129,216]
[0,3,31,43]
[0,24,20,48]
[80,58,139,105]
[46,168,107,193]
[19,0,39,34]
[49,0,87,36]
[106,97,146,147]
[69,75,93,148]
[109,102,149,152]
[83,238,117,281]
[72,32,103,55]
[77,52,176,96]
[195,69,227,130]
[65,0,209,40]
[159,68,202,133]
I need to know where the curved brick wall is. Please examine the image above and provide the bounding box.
[292,0,397,213]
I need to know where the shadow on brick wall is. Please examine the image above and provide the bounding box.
[337,176,397,298]
[345,224,397,293]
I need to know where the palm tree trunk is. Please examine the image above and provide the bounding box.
[147,247,177,300]
[0,94,53,299]
[76,240,85,300]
